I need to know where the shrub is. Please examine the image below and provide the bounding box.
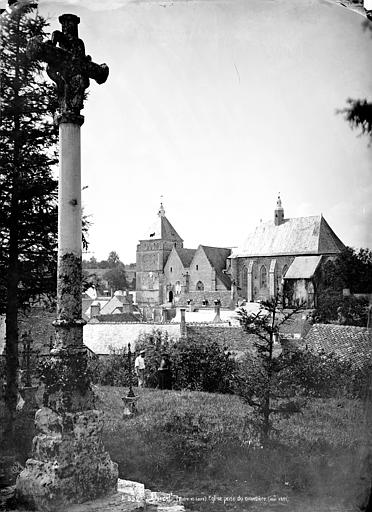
[133,329,237,393]
[88,347,132,387]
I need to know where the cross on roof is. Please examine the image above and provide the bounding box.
[28,13,109,124]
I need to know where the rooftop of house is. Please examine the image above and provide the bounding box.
[303,323,372,367]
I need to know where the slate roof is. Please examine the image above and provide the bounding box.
[89,313,140,323]
[200,245,232,288]
[141,215,183,243]
[304,323,372,367]
[231,215,344,258]
[285,255,322,279]
[176,248,196,268]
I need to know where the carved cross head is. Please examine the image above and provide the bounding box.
[28,13,109,124]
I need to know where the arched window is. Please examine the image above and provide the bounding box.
[196,281,204,291]
[168,290,174,302]
[282,264,288,278]
[260,265,267,288]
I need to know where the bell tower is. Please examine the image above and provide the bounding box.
[274,194,284,226]
[136,202,183,310]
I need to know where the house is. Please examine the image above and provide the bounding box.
[228,195,345,307]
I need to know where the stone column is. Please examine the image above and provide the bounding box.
[16,14,117,511]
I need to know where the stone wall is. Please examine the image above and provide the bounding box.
[233,255,294,302]
[83,322,182,355]
[188,249,216,292]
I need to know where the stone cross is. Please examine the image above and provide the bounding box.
[16,15,118,511]
[27,13,109,412]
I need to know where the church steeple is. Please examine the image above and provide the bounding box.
[274,193,284,226]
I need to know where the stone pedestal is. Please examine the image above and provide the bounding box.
[122,396,139,417]
[16,407,118,511]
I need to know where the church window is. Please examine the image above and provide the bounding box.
[196,281,204,291]
[170,267,173,272]
[260,266,267,288]
[196,265,199,270]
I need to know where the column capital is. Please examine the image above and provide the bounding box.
[56,112,85,126]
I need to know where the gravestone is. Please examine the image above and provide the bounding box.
[16,14,118,511]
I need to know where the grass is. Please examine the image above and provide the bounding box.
[95,385,368,511]
[0,385,368,510]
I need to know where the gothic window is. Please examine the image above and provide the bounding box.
[170,267,173,272]
[196,265,199,270]
[175,281,181,295]
[196,281,204,291]
[260,265,267,288]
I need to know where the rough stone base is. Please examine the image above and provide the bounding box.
[15,407,118,512]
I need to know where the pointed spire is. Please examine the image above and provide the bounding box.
[158,201,165,217]
[276,193,283,209]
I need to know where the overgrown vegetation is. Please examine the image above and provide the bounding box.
[90,329,237,394]
[97,386,367,511]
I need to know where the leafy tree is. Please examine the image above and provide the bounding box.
[313,293,369,326]
[82,256,97,269]
[102,266,127,292]
[0,3,58,443]
[320,247,372,294]
[236,296,305,446]
[107,251,120,268]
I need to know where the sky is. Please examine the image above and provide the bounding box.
[13,0,372,262]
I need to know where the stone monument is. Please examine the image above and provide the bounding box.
[16,14,118,511]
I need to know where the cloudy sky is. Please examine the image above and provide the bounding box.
[21,0,372,261]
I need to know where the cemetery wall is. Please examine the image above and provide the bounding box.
[83,322,182,355]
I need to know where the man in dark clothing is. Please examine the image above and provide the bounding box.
[158,353,172,390]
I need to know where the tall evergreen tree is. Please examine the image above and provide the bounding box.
[0,3,58,444]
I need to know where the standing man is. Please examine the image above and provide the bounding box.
[134,349,146,388]
[158,353,172,390]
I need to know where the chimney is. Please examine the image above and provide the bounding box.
[90,303,100,318]
[180,308,187,337]
[213,300,221,323]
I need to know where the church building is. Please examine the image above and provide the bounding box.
[136,203,232,316]
[136,197,345,315]
[228,196,345,306]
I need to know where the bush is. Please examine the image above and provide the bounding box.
[88,347,132,387]
[134,329,237,393]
